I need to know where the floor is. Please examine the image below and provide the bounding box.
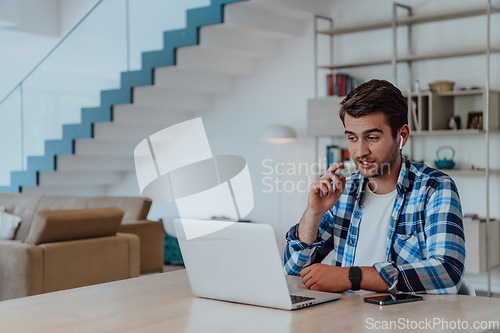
[163,264,185,273]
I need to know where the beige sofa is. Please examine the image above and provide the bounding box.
[0,193,164,301]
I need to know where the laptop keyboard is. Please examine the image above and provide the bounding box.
[290,295,316,304]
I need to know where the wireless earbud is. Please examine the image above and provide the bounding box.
[399,135,404,150]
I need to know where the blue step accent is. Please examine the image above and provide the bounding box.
[1,0,247,193]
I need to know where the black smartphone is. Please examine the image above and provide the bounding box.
[364,293,423,305]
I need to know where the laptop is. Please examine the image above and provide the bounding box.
[173,219,341,310]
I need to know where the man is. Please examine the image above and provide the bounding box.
[284,79,465,294]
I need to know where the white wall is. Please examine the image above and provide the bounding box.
[200,25,317,245]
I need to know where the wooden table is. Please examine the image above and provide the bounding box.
[1,270,500,332]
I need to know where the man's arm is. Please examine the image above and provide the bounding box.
[300,265,388,292]
[374,178,465,294]
[298,162,346,244]
[284,163,346,275]
[297,177,464,294]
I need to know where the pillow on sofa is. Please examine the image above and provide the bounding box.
[0,206,22,240]
[25,207,124,245]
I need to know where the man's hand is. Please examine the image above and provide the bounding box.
[308,162,347,215]
[297,163,347,244]
[299,264,351,293]
[300,265,389,293]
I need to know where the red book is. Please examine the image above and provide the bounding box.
[326,74,334,96]
[340,75,345,96]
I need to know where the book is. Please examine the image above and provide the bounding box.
[326,74,334,96]
[326,73,364,96]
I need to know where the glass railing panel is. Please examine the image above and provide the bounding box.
[128,0,210,70]
[1,0,220,189]
[0,87,22,186]
[20,0,128,164]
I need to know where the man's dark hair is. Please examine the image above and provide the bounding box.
[339,79,408,137]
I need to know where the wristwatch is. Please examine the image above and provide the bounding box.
[349,266,362,291]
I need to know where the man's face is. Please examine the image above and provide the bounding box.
[344,112,399,179]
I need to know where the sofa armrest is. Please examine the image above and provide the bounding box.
[0,241,44,301]
[117,233,141,277]
[25,207,124,245]
[119,220,164,273]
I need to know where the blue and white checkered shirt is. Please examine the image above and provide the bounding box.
[284,157,465,294]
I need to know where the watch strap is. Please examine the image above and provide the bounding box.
[349,266,362,291]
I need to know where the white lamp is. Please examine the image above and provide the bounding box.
[261,125,297,144]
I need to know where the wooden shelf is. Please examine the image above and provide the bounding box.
[436,89,500,97]
[441,169,500,176]
[397,8,489,26]
[411,129,486,136]
[320,48,500,70]
[441,169,485,176]
[318,59,392,70]
[399,48,500,62]
[319,6,498,36]
[319,22,392,36]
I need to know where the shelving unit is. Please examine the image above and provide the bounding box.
[407,90,500,133]
[316,6,500,75]
[308,0,500,295]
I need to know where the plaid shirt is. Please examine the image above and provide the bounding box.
[284,157,465,294]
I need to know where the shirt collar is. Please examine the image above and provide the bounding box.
[353,155,412,202]
[396,156,412,194]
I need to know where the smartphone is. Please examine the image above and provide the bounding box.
[364,293,423,305]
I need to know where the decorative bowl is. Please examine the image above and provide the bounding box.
[429,80,455,93]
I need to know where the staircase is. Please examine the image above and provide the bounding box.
[0,0,310,195]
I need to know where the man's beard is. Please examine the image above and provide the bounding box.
[356,144,399,178]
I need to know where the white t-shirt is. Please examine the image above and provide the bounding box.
[353,186,397,266]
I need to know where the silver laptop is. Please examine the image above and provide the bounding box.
[173,219,341,310]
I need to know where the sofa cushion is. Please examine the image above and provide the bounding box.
[0,193,41,241]
[37,195,89,211]
[24,207,124,245]
[86,196,152,221]
[0,207,22,240]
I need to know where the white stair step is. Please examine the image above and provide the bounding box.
[57,156,135,172]
[154,67,235,94]
[93,123,164,141]
[113,104,195,125]
[176,46,259,76]
[199,25,282,58]
[38,171,124,186]
[133,85,214,110]
[75,139,139,157]
[223,2,306,39]
[22,185,109,196]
